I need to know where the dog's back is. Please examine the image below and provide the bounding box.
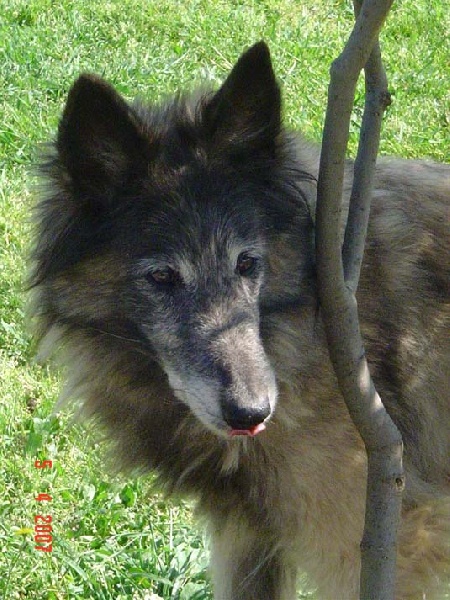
[31,42,450,599]
[360,159,450,483]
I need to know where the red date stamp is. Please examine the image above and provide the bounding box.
[34,459,53,552]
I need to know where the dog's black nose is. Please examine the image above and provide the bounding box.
[222,401,271,432]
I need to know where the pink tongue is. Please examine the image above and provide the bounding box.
[229,422,266,437]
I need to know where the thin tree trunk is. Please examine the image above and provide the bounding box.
[314,1,405,598]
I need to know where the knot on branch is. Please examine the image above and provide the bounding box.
[395,475,406,492]
[380,89,392,110]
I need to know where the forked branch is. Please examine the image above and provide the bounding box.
[315,1,405,599]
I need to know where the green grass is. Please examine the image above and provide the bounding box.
[0,0,448,598]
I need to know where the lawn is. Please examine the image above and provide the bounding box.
[0,0,448,598]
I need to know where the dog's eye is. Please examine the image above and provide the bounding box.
[148,268,177,285]
[236,253,258,277]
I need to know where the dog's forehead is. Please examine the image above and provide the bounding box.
[116,178,265,273]
[130,198,265,286]
[143,171,262,235]
[152,199,262,259]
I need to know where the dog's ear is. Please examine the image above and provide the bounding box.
[57,75,148,201]
[203,41,281,155]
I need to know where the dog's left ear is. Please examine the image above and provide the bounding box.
[203,41,281,155]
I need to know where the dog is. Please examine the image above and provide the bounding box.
[30,41,450,599]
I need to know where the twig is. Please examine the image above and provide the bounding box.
[342,9,392,291]
[315,1,405,599]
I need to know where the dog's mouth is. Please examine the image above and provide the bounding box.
[228,422,267,437]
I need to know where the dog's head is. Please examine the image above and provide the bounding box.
[33,42,315,438]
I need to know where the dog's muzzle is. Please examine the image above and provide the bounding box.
[222,398,271,436]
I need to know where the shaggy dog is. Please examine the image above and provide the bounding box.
[31,42,450,599]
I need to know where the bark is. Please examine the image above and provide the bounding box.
[315,1,405,599]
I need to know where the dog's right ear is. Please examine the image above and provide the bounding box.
[57,75,149,201]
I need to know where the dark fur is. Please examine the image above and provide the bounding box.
[31,42,450,599]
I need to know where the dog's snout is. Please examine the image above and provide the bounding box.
[222,399,271,432]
